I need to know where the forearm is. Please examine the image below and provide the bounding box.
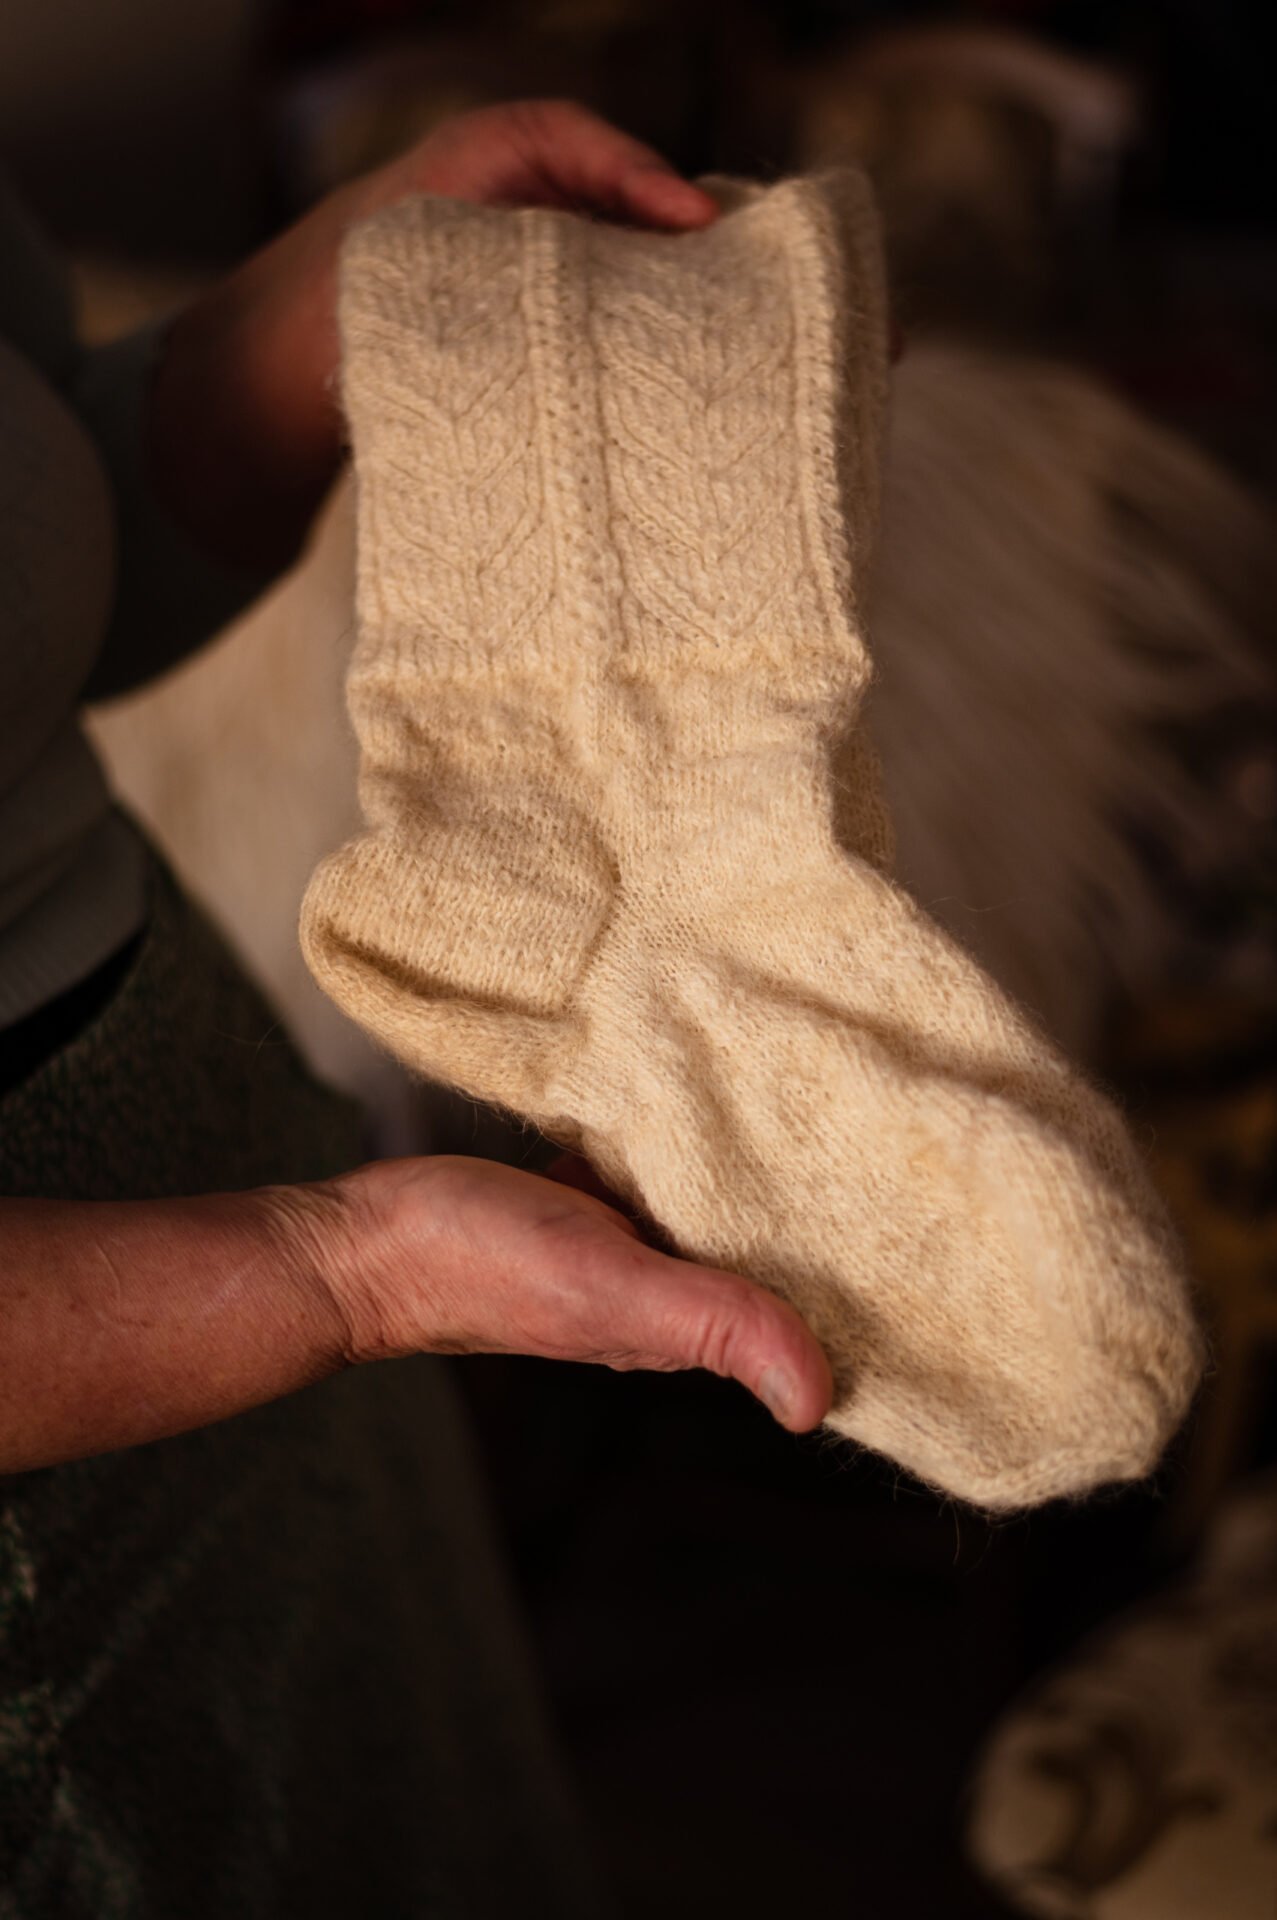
[144,181,360,577]
[0,1182,353,1473]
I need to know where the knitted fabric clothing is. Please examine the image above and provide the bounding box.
[302,173,1202,1510]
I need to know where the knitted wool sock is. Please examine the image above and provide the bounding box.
[302,173,1202,1509]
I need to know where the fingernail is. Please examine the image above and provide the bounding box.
[757,1364,796,1428]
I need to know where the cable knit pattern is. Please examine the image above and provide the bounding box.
[302,173,1203,1509]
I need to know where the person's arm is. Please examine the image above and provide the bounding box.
[0,1155,831,1474]
[82,99,717,702]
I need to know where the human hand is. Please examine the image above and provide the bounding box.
[1,1143,827,1473]
[320,1154,833,1432]
[369,97,719,231]
[150,100,717,573]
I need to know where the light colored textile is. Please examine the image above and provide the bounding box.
[303,172,1202,1509]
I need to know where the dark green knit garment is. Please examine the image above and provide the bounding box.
[0,850,605,1919]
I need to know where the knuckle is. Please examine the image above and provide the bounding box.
[687,1273,762,1379]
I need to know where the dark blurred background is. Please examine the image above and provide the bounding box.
[8,6,1275,1915]
[4,0,1274,489]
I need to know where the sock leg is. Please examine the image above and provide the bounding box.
[302,198,620,1112]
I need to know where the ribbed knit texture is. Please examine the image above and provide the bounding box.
[302,173,1202,1510]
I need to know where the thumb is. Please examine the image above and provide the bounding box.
[601,1239,835,1433]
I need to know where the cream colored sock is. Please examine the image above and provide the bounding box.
[302,172,1202,1510]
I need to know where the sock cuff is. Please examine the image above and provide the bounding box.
[337,173,890,728]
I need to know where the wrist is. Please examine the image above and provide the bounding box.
[252,1175,371,1369]
[284,1159,434,1369]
